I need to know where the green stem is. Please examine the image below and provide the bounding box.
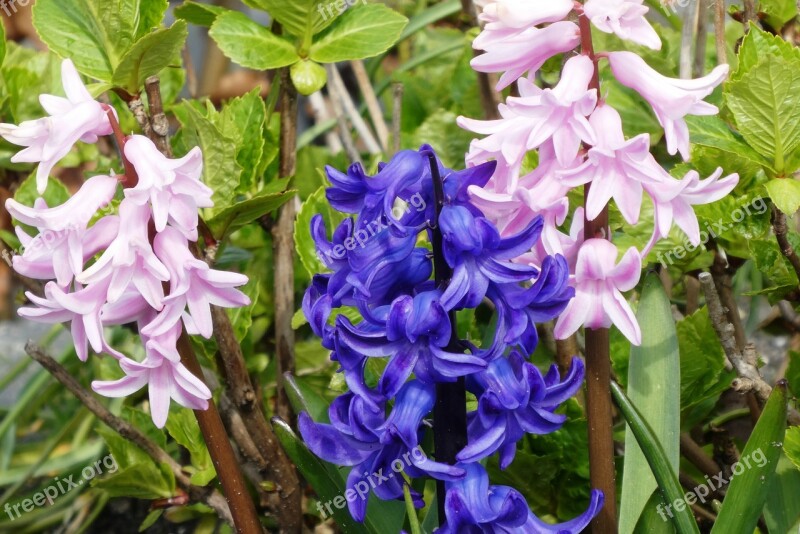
[402,474,422,534]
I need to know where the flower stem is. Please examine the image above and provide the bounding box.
[402,473,422,534]
[428,152,468,525]
[103,107,139,187]
[578,8,619,533]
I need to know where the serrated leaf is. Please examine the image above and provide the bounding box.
[174,1,230,27]
[209,11,299,70]
[213,88,267,192]
[165,408,216,487]
[726,55,800,172]
[112,21,188,93]
[310,4,408,63]
[760,0,798,31]
[686,115,771,171]
[734,27,800,81]
[711,383,788,534]
[32,0,168,81]
[261,0,333,38]
[175,103,242,218]
[765,178,800,215]
[748,236,800,303]
[620,275,681,534]
[205,188,295,239]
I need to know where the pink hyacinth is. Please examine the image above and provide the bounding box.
[555,239,642,345]
[583,0,661,50]
[92,323,212,428]
[142,227,250,339]
[459,55,597,188]
[5,174,119,287]
[124,135,212,240]
[608,51,729,160]
[0,60,113,194]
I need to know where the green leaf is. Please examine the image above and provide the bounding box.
[310,4,408,63]
[175,103,242,218]
[760,0,797,30]
[611,382,701,534]
[92,464,175,499]
[174,1,229,27]
[763,454,800,533]
[765,178,800,215]
[685,115,771,171]
[291,59,327,96]
[32,0,168,81]
[284,374,330,422]
[209,11,300,70]
[748,236,800,303]
[273,419,372,534]
[726,54,800,173]
[138,510,163,532]
[711,382,788,534]
[206,187,295,239]
[786,426,800,471]
[165,408,216,487]
[734,27,800,81]
[111,20,188,93]
[261,0,333,39]
[13,174,70,211]
[620,275,681,534]
[213,88,268,192]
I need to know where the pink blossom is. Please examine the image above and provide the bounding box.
[558,103,669,225]
[475,0,574,34]
[471,21,582,90]
[584,0,661,50]
[19,278,113,361]
[644,168,738,253]
[608,51,728,160]
[92,323,212,428]
[124,135,212,241]
[555,239,642,345]
[78,199,169,309]
[141,227,250,339]
[459,55,597,181]
[5,174,119,286]
[0,60,113,194]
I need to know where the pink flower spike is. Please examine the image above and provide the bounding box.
[471,21,582,90]
[476,0,574,33]
[608,51,729,160]
[584,0,661,50]
[92,324,212,428]
[123,135,212,241]
[555,239,642,345]
[141,227,250,339]
[19,278,112,361]
[78,199,169,309]
[5,174,119,286]
[459,55,597,174]
[0,59,113,194]
[643,168,738,254]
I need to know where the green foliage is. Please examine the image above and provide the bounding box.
[786,426,800,471]
[174,1,228,27]
[620,275,680,533]
[111,21,188,94]
[261,0,332,39]
[209,11,300,70]
[711,384,788,534]
[309,5,408,63]
[165,409,216,486]
[291,59,328,96]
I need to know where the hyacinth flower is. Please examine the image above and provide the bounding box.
[299,146,600,530]
[3,59,250,428]
[0,59,113,194]
[299,381,464,521]
[608,51,729,160]
[457,352,585,468]
[439,463,604,534]
[583,0,661,50]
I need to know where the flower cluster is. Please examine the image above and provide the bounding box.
[299,146,602,530]
[460,0,739,345]
[1,59,250,428]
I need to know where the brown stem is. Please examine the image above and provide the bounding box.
[273,67,299,426]
[578,7,617,532]
[350,60,390,152]
[104,107,138,187]
[145,76,173,157]
[24,342,234,527]
[211,307,303,532]
[772,206,800,282]
[714,0,728,63]
[679,433,721,479]
[176,332,264,533]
